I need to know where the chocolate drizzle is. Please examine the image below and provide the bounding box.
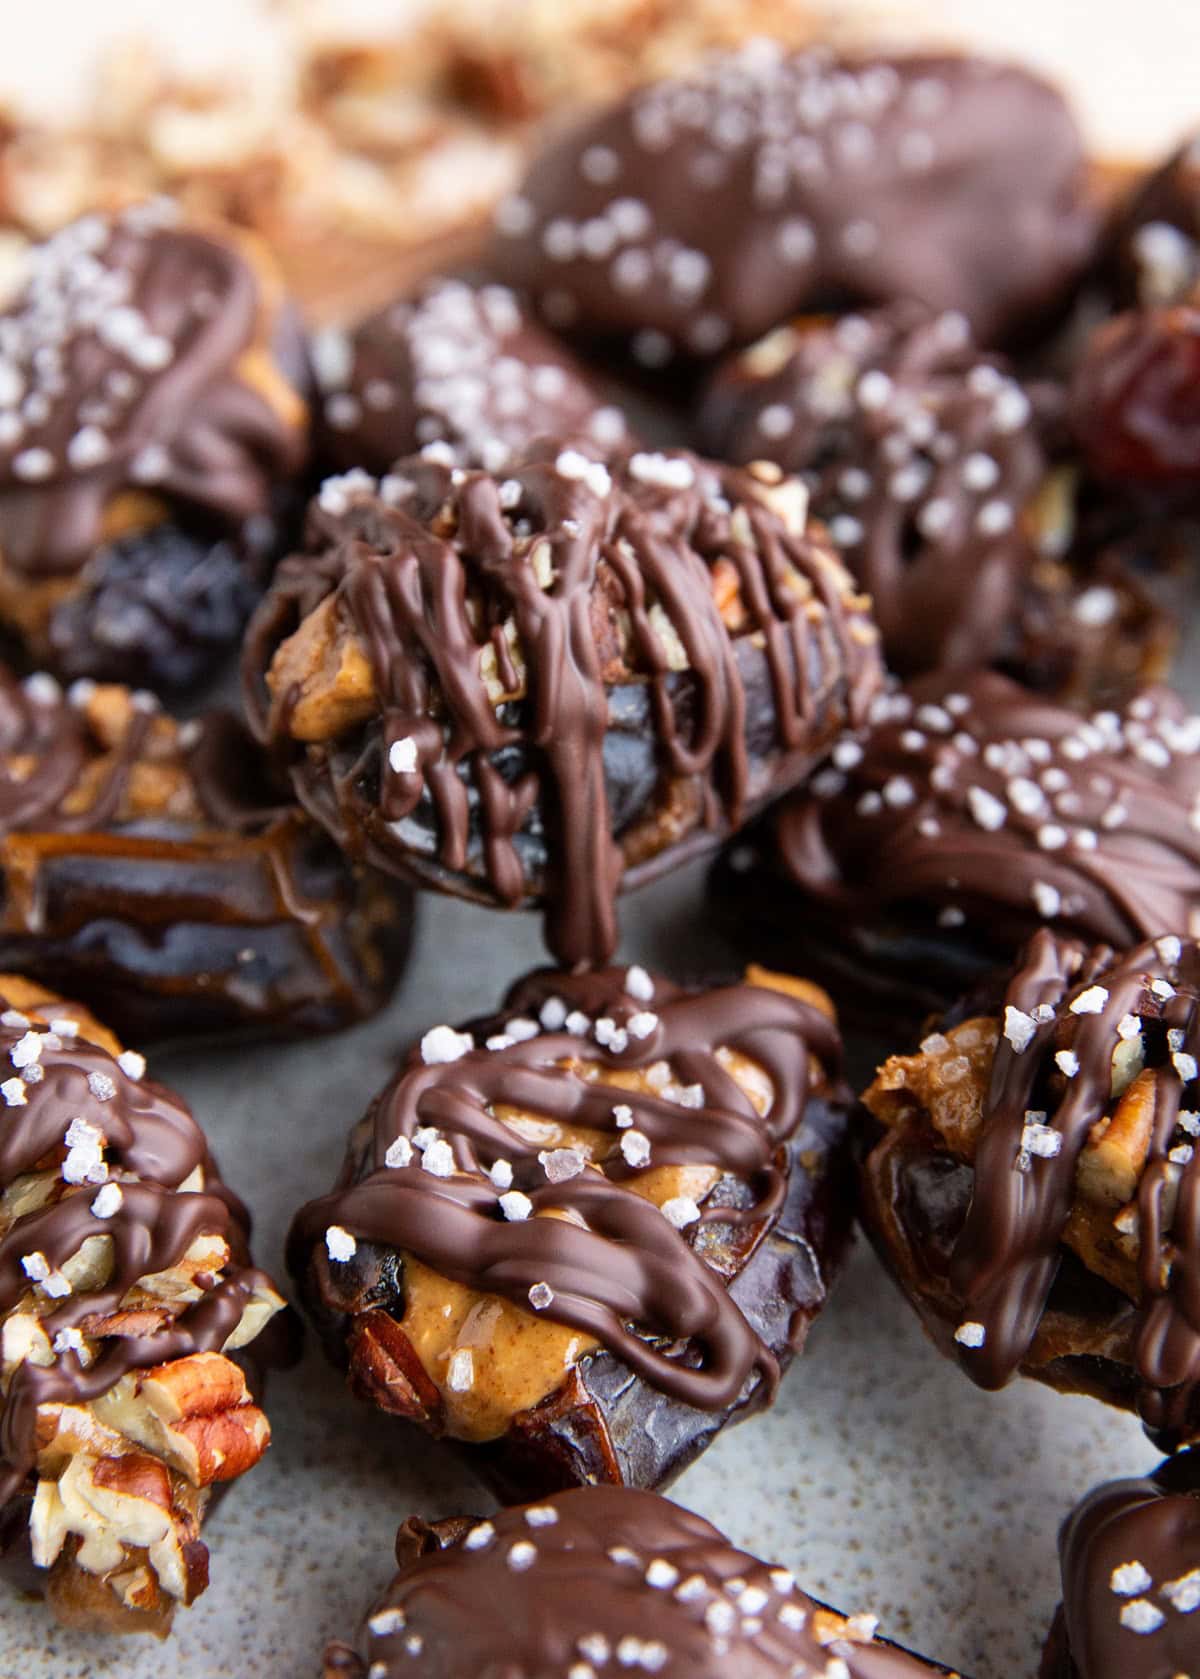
[699,305,1045,674]
[290,965,841,1416]
[1055,1453,1200,1679]
[951,931,1200,1442]
[0,200,308,580]
[772,672,1200,962]
[0,1002,272,1504]
[344,1487,952,1679]
[244,444,880,966]
[493,42,1094,361]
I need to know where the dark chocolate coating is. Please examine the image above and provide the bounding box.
[860,930,1200,1449]
[243,443,882,969]
[1109,135,1200,310]
[317,277,632,475]
[0,202,311,688]
[710,672,1200,1032]
[698,305,1045,674]
[0,670,410,1044]
[1043,1449,1200,1679]
[290,965,855,1498]
[324,1488,961,1679]
[493,44,1095,364]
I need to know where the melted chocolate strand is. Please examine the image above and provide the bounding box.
[1057,1455,1200,1679]
[291,966,840,1412]
[0,1007,266,1501]
[0,201,307,580]
[950,931,1200,1435]
[352,1487,949,1679]
[247,445,880,967]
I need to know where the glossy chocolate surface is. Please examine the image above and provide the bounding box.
[244,443,882,968]
[494,44,1094,363]
[325,1488,960,1678]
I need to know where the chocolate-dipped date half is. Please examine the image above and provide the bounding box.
[1041,1449,1200,1679]
[710,672,1200,1032]
[860,929,1200,1449]
[0,667,410,1044]
[0,200,311,691]
[322,1487,963,1679]
[289,963,855,1500]
[492,42,1095,369]
[315,276,632,476]
[242,441,882,969]
[698,302,1168,698]
[0,978,286,1634]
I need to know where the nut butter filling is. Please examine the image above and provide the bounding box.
[291,964,841,1438]
[246,443,881,966]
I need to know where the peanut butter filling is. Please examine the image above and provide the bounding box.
[396,966,831,1441]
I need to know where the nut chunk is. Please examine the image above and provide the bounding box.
[0,977,286,1634]
[860,929,1200,1449]
[243,442,882,967]
[289,963,854,1498]
[323,1487,961,1679]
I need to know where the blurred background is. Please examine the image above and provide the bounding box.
[1,0,1196,320]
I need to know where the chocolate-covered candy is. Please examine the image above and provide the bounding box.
[324,1487,962,1679]
[316,277,632,475]
[1070,300,1200,489]
[711,672,1200,1030]
[1110,136,1200,310]
[0,978,286,1633]
[0,201,311,690]
[289,963,854,1499]
[1042,1450,1200,1679]
[243,442,882,968]
[493,42,1095,366]
[861,930,1200,1447]
[699,305,1046,674]
[0,668,410,1043]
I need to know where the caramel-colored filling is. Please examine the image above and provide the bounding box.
[864,1012,1152,1307]
[396,966,832,1441]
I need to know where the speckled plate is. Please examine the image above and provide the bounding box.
[0,839,1171,1679]
[0,8,1196,1676]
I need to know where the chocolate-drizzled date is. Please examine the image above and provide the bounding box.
[0,668,410,1044]
[1041,1450,1200,1679]
[710,672,1200,1033]
[0,978,286,1634]
[492,43,1095,366]
[861,930,1200,1449]
[0,200,311,690]
[698,306,1045,674]
[289,964,854,1498]
[242,442,882,969]
[316,276,632,475]
[324,1488,963,1679]
[699,305,1172,697]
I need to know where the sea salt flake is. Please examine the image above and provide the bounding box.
[368,1608,406,1636]
[1119,1599,1164,1634]
[463,1522,494,1550]
[1162,1567,1200,1612]
[954,1321,986,1348]
[1003,1006,1037,1054]
[1174,1052,1199,1083]
[117,1050,145,1081]
[528,1281,555,1310]
[420,1025,472,1065]
[91,1183,123,1219]
[325,1226,357,1262]
[1,1078,26,1106]
[388,736,418,774]
[620,1130,652,1168]
[385,1136,414,1169]
[1070,986,1109,1015]
[500,1191,533,1222]
[662,1196,700,1229]
[625,965,654,1001]
[540,1147,587,1183]
[525,1506,559,1527]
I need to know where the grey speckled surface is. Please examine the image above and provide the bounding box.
[0,850,1170,1679]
